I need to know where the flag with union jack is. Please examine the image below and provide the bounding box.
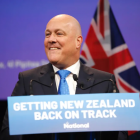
[80,0,140,139]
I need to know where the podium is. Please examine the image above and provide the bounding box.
[8,93,140,135]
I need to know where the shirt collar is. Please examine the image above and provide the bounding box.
[52,60,80,77]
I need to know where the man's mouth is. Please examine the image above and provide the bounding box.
[49,47,60,50]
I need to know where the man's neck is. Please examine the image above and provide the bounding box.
[52,60,80,70]
[52,60,80,76]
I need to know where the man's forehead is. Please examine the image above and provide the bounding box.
[46,20,73,30]
[48,15,75,24]
[45,14,82,35]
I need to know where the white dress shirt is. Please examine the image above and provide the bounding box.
[52,60,80,95]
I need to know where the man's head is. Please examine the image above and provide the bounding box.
[44,14,83,69]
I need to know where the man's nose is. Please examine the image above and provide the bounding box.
[48,34,57,43]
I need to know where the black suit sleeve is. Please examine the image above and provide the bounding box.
[0,72,54,140]
[0,73,25,140]
[11,73,27,96]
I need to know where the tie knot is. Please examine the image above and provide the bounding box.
[57,70,70,79]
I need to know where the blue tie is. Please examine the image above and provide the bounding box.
[57,70,71,95]
[55,70,70,140]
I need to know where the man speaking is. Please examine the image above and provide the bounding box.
[1,14,128,140]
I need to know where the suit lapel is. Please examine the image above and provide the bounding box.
[38,62,95,95]
[39,63,58,95]
[76,63,95,94]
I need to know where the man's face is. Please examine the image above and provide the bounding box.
[44,16,81,69]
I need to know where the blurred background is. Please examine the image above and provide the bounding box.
[0,0,140,138]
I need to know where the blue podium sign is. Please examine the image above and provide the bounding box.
[8,93,140,135]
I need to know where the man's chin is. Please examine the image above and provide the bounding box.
[50,61,66,69]
[49,60,60,67]
[49,60,58,65]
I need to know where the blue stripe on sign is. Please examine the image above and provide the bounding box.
[119,66,140,91]
[90,132,96,140]
[55,133,57,140]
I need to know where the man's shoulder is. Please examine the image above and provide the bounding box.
[82,64,113,79]
[19,63,52,77]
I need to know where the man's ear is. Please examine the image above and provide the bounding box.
[76,35,83,49]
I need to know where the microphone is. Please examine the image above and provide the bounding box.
[30,72,55,95]
[73,74,84,89]
[73,74,117,93]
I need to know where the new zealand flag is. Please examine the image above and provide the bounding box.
[80,0,140,139]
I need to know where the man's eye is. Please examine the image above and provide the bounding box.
[57,32,63,35]
[45,33,50,37]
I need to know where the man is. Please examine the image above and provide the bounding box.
[0,14,128,140]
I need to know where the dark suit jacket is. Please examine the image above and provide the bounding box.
[0,62,128,140]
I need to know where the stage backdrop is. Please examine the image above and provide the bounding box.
[0,0,140,99]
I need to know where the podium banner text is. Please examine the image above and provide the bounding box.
[8,93,140,135]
